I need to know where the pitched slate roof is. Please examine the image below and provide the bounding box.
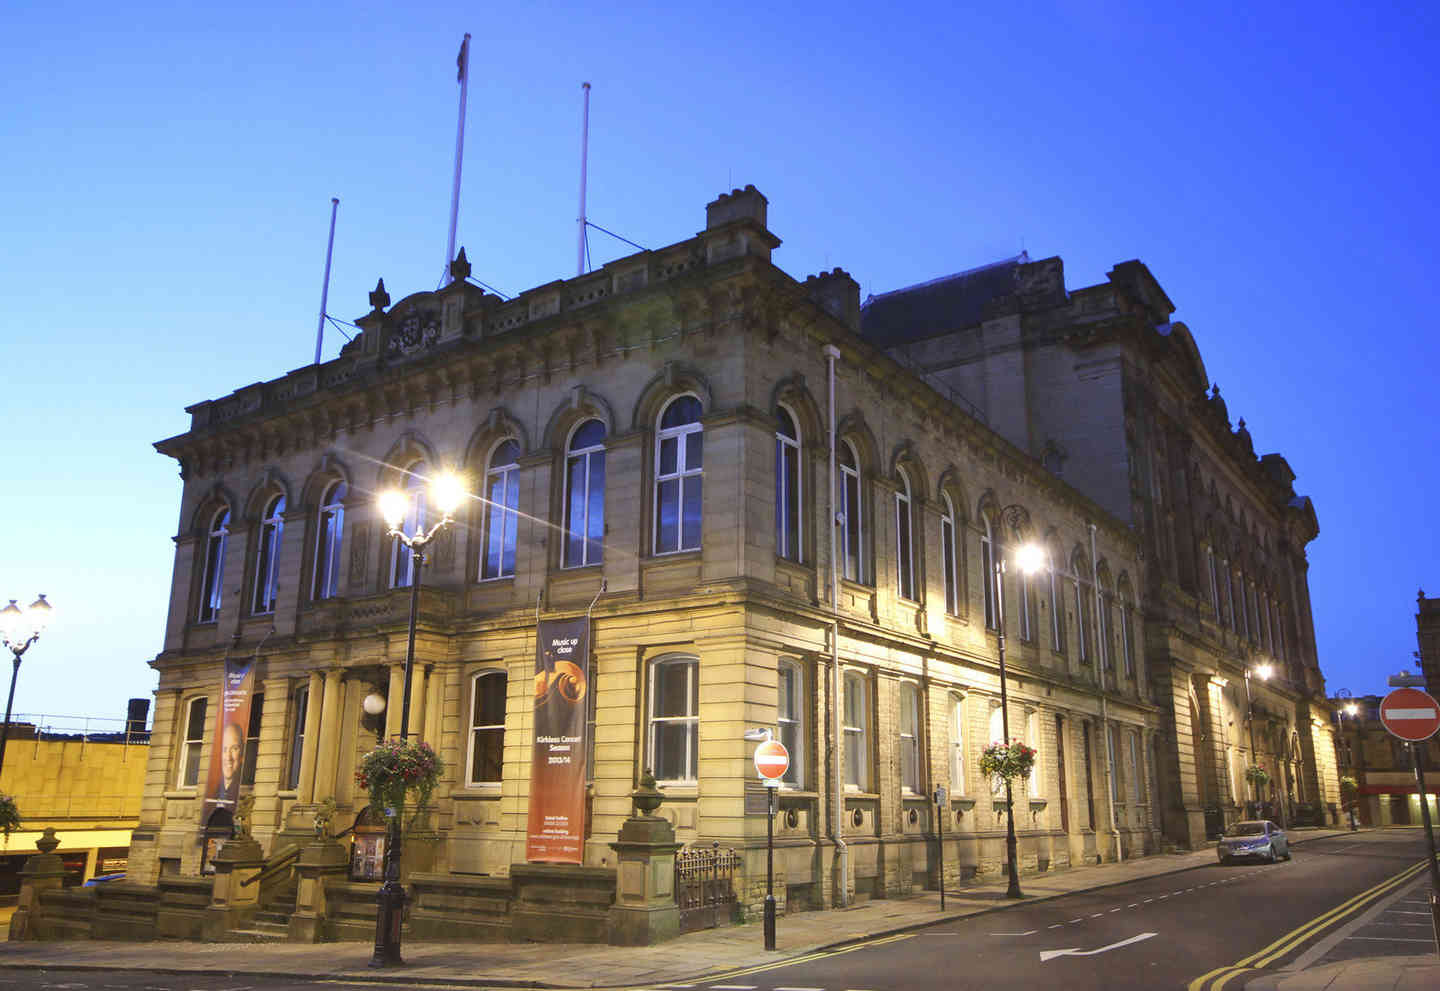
[859,253,1028,347]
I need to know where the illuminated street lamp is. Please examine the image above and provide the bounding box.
[993,507,1043,899]
[1336,690,1360,830]
[0,595,53,778]
[1244,662,1273,817]
[370,470,464,969]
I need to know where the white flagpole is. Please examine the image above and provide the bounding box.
[314,197,339,365]
[444,33,471,285]
[577,81,591,277]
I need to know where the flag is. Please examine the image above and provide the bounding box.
[457,35,469,83]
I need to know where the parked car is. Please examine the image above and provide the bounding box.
[1217,820,1291,864]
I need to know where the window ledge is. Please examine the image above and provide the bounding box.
[843,791,880,801]
[655,783,698,797]
[455,786,502,798]
[163,790,198,800]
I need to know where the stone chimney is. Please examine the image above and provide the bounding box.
[805,268,861,332]
[701,185,781,264]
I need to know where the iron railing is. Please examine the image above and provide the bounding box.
[675,841,739,934]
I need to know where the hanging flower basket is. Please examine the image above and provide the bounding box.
[1244,765,1270,788]
[0,793,19,838]
[355,739,444,824]
[979,740,1037,782]
[1339,774,1359,805]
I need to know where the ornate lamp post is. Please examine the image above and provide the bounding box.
[992,506,1044,899]
[0,595,53,778]
[1336,690,1360,830]
[369,471,464,969]
[1244,662,1273,817]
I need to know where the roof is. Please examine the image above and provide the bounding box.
[859,253,1028,347]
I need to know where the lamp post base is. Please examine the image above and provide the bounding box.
[369,877,406,968]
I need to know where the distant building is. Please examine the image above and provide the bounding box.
[129,185,1338,927]
[1416,590,1440,695]
[1333,694,1438,826]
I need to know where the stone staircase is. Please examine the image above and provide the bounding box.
[220,877,296,942]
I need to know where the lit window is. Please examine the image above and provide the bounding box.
[313,481,346,601]
[467,671,507,785]
[775,408,801,563]
[843,670,870,790]
[838,442,864,582]
[252,494,285,614]
[981,515,997,630]
[390,463,428,588]
[179,696,208,788]
[777,659,804,787]
[482,440,520,579]
[900,681,921,793]
[654,397,703,554]
[198,508,230,623]
[940,495,959,615]
[563,420,606,568]
[950,695,966,795]
[285,686,308,791]
[649,656,698,782]
[1019,564,1034,642]
[895,469,915,601]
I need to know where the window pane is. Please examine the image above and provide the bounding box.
[778,666,796,721]
[571,419,605,450]
[659,436,678,475]
[586,452,605,563]
[845,731,865,789]
[476,672,507,725]
[685,431,703,470]
[783,446,800,560]
[660,396,701,429]
[183,743,202,787]
[472,727,504,783]
[187,698,208,740]
[844,474,861,580]
[681,477,702,549]
[655,661,694,719]
[656,479,679,552]
[654,722,692,780]
[897,498,913,599]
[942,517,956,613]
[502,470,519,575]
[780,719,801,784]
[565,455,587,567]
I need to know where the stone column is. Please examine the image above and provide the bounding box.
[312,669,344,802]
[608,811,682,945]
[297,670,324,802]
[408,664,429,744]
[384,664,405,740]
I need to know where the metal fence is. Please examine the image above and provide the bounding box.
[675,841,739,934]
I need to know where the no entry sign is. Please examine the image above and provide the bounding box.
[754,738,790,781]
[1380,687,1440,742]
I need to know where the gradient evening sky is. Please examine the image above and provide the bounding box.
[3,1,1436,724]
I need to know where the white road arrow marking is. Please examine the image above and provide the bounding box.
[989,929,1039,936]
[1040,931,1158,962]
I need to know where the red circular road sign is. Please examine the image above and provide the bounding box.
[753,739,790,780]
[1380,687,1440,742]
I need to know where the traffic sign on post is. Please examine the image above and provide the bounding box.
[1380,687,1440,742]
[754,738,790,781]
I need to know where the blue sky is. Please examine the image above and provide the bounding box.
[3,1,1436,722]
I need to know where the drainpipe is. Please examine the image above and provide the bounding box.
[825,343,848,907]
[1091,523,1123,864]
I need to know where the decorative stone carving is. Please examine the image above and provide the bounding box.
[386,306,441,358]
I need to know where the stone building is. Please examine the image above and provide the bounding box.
[864,253,1338,842]
[1333,694,1438,827]
[1417,590,1440,695]
[128,185,1331,921]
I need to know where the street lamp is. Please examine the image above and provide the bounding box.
[1244,662,1273,818]
[1336,690,1360,830]
[992,507,1043,899]
[370,470,464,969]
[0,595,53,778]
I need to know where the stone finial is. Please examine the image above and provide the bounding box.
[450,247,472,282]
[1211,384,1221,399]
[631,769,665,817]
[369,278,391,312]
[35,827,58,855]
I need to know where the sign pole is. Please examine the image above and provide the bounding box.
[765,780,777,950]
[1411,743,1440,957]
[934,786,947,910]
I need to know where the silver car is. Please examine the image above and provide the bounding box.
[1217,819,1291,864]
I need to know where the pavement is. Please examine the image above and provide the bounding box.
[0,826,1433,989]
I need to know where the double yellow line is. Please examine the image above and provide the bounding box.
[1188,859,1430,991]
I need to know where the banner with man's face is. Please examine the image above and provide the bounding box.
[525,617,590,863]
[204,656,256,820]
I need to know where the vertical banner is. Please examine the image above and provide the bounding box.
[526,617,590,863]
[204,656,256,820]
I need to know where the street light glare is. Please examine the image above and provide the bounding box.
[378,489,410,530]
[1254,662,1274,681]
[431,470,467,516]
[0,601,21,642]
[1344,703,1358,716]
[1014,543,1046,576]
[27,594,52,633]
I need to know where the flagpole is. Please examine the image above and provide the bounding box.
[314,197,339,365]
[444,33,471,286]
[577,81,591,277]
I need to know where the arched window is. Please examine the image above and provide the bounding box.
[1206,546,1221,623]
[981,514,997,630]
[649,655,699,782]
[988,705,1006,794]
[178,696,208,787]
[899,680,922,792]
[777,658,804,787]
[775,408,801,562]
[940,494,959,615]
[843,670,870,790]
[482,440,520,580]
[1018,546,1034,642]
[390,463,428,588]
[838,442,864,583]
[655,396,703,554]
[950,695,966,795]
[1096,571,1114,672]
[563,420,606,568]
[1048,547,1065,651]
[467,670,508,786]
[313,480,346,601]
[1071,552,1092,664]
[1119,582,1135,678]
[285,685,308,791]
[1027,710,1041,797]
[895,468,915,601]
[198,508,230,623]
[252,494,285,614]
[1222,556,1236,631]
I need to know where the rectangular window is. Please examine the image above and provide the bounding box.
[1027,710,1041,798]
[777,661,804,787]
[241,693,264,787]
[950,697,966,795]
[1019,572,1033,641]
[1129,733,1142,806]
[1049,564,1064,651]
[1207,549,1220,623]
[285,686,308,791]
[843,671,870,791]
[941,513,958,615]
[179,697,207,788]
[982,529,997,630]
[1121,603,1135,677]
[900,682,921,793]
[1074,580,1090,663]
[1108,725,1121,803]
[649,657,699,783]
[467,671,507,785]
[1224,562,1236,631]
[895,489,915,601]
